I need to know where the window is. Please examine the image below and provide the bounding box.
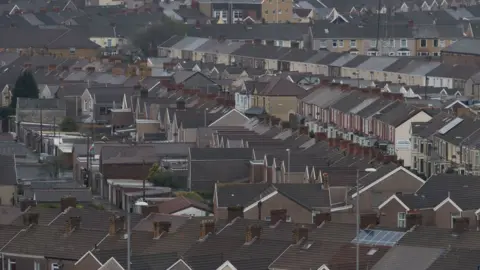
[319,40,327,48]
[388,52,396,56]
[400,39,407,48]
[397,212,406,228]
[69,47,76,54]
[389,39,395,48]
[439,39,445,47]
[265,216,271,221]
[433,39,439,47]
[52,263,60,270]
[420,39,427,47]
[34,262,40,270]
[286,215,292,222]
[264,10,268,14]
[367,51,379,56]
[278,10,282,14]
[433,52,440,56]
[332,39,338,48]
[417,52,429,56]
[397,51,410,56]
[413,156,417,169]
[338,40,344,48]
[8,259,16,270]
[370,40,377,47]
[350,40,356,48]
[451,213,461,229]
[100,107,111,115]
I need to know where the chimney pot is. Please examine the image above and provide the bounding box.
[270,209,287,226]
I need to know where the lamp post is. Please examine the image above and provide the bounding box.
[356,168,377,270]
[127,199,148,270]
[286,148,290,183]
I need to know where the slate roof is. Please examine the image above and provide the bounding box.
[2,225,107,260]
[156,196,211,214]
[259,77,307,97]
[190,148,252,160]
[190,159,250,191]
[415,174,480,210]
[32,189,93,203]
[371,245,443,270]
[231,44,291,60]
[398,226,480,250]
[327,244,390,270]
[0,154,17,185]
[426,248,480,270]
[0,225,23,248]
[216,183,330,209]
[0,28,99,49]
[95,250,180,270]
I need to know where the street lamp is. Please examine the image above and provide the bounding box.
[127,199,148,270]
[286,149,290,183]
[356,168,377,270]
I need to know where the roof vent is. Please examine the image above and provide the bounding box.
[324,28,329,34]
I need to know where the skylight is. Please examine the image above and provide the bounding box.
[351,229,406,247]
[367,248,378,255]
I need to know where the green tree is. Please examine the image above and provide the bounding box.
[59,117,78,132]
[147,163,177,188]
[133,19,189,56]
[10,71,39,109]
[175,191,204,202]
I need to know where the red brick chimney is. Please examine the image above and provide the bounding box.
[270,209,287,226]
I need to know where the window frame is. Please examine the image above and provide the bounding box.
[400,39,407,48]
[451,213,462,229]
[332,39,338,48]
[34,262,41,270]
[350,40,356,48]
[8,259,16,270]
[338,40,344,48]
[420,39,427,47]
[397,212,406,228]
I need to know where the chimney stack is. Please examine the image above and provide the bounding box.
[227,206,244,223]
[313,213,331,227]
[141,205,159,217]
[176,99,186,110]
[153,221,171,239]
[60,196,77,212]
[22,213,39,226]
[245,224,262,242]
[360,213,378,229]
[322,173,329,189]
[109,215,125,235]
[199,220,215,238]
[65,216,81,233]
[270,209,287,226]
[292,226,308,244]
[452,217,469,235]
[20,199,37,211]
[405,212,422,229]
